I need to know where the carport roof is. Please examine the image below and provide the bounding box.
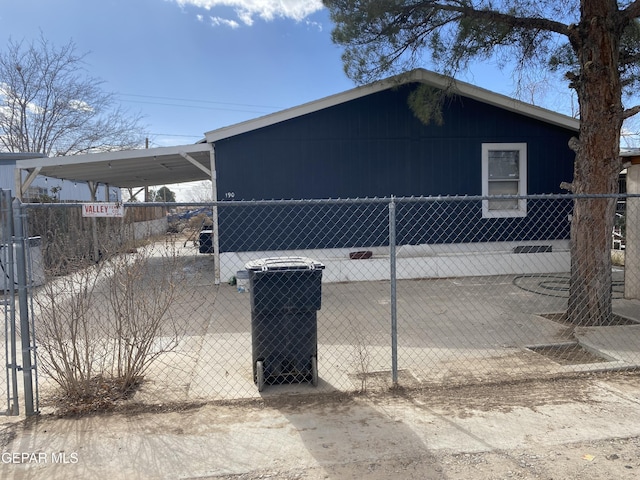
[14,143,212,189]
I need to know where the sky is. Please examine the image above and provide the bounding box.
[0,0,536,146]
[0,0,357,150]
[0,0,604,199]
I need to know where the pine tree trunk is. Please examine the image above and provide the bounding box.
[567,192,617,326]
[566,0,623,326]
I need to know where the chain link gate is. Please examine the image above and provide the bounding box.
[1,190,38,416]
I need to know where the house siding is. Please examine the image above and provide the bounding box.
[214,83,575,252]
[1,156,121,202]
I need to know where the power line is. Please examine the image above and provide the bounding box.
[117,93,283,112]
[118,98,277,114]
[148,133,203,138]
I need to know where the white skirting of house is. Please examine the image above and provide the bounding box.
[219,240,571,284]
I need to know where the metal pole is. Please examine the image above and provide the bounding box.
[88,182,100,262]
[26,235,40,415]
[12,198,35,416]
[2,190,19,415]
[209,143,221,285]
[389,196,398,386]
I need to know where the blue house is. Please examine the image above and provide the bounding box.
[204,69,578,260]
[9,69,579,282]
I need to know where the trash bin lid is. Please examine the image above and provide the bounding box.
[245,256,325,272]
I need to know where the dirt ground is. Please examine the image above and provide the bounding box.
[3,372,640,479]
[206,374,640,480]
[218,437,640,480]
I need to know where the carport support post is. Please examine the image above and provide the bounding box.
[625,163,640,299]
[209,144,221,285]
[88,181,100,263]
[389,196,398,386]
[12,198,35,416]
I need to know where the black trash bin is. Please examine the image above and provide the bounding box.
[245,257,325,392]
[198,228,214,254]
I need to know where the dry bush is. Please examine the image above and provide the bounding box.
[35,262,108,401]
[351,328,372,393]
[187,213,212,231]
[106,241,182,392]
[35,239,185,408]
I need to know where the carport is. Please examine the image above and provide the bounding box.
[12,141,224,282]
[13,142,215,197]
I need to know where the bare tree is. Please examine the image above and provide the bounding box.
[185,180,215,202]
[35,240,184,409]
[0,33,146,156]
[324,0,640,326]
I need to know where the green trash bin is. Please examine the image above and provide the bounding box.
[245,257,324,392]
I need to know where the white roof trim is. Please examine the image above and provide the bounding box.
[205,69,579,143]
[15,143,211,169]
[13,143,214,190]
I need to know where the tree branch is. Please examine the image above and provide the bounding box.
[431,1,570,36]
[622,0,640,21]
[623,104,640,120]
[620,51,640,67]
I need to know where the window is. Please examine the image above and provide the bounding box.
[482,143,527,218]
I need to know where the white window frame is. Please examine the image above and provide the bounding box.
[481,143,527,218]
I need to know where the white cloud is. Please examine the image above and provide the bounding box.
[305,19,322,32]
[174,0,324,26]
[237,9,254,26]
[0,82,49,115]
[69,99,93,113]
[210,16,240,28]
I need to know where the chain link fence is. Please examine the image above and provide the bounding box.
[20,194,640,407]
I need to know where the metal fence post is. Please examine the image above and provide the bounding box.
[389,196,398,386]
[2,190,20,415]
[12,198,35,416]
